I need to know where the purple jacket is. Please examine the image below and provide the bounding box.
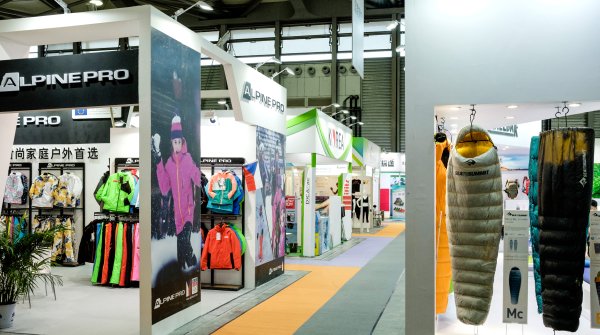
[156,140,201,235]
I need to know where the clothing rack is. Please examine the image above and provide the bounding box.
[37,162,86,218]
[200,157,245,291]
[2,162,33,233]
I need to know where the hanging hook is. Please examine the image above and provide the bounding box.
[562,101,570,128]
[554,106,562,129]
[469,104,477,140]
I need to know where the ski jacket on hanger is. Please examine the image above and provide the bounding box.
[446,124,503,326]
[538,128,594,332]
[201,224,242,270]
[54,172,83,207]
[29,173,59,208]
[156,144,201,235]
[95,172,136,213]
[208,171,238,206]
[435,138,452,314]
[4,172,25,204]
[528,136,542,314]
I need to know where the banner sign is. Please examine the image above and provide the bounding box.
[0,50,138,112]
[11,145,100,161]
[150,29,201,324]
[589,211,600,328]
[503,210,529,324]
[352,0,364,78]
[14,110,111,145]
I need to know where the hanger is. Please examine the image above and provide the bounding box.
[457,104,492,144]
[562,101,570,128]
[434,116,453,143]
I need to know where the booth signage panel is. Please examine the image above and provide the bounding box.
[315,110,352,162]
[14,110,111,144]
[286,109,352,163]
[590,211,600,328]
[229,62,287,134]
[0,50,138,112]
[380,152,405,173]
[502,210,529,324]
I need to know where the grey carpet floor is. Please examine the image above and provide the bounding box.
[295,234,406,335]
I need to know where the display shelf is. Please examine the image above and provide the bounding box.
[201,157,246,292]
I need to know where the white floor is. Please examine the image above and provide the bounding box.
[0,264,251,335]
[437,253,595,335]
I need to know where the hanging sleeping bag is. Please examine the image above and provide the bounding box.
[446,124,503,325]
[435,137,452,314]
[538,128,594,332]
[528,136,543,314]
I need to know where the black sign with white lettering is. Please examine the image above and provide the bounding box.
[115,157,139,167]
[14,110,111,144]
[255,257,284,286]
[200,157,246,165]
[39,162,86,169]
[0,50,138,112]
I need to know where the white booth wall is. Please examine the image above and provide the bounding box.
[406,0,600,333]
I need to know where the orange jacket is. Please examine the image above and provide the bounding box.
[435,139,452,314]
[201,224,242,270]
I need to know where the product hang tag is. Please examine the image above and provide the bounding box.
[216,232,221,241]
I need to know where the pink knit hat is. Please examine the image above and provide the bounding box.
[171,115,183,139]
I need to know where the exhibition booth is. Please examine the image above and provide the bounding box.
[0,6,287,335]
[351,137,381,231]
[285,108,353,257]
[406,1,600,334]
[379,152,405,220]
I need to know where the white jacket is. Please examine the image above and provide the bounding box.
[54,172,83,207]
[4,172,24,204]
[446,125,503,325]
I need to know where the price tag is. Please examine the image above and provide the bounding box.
[216,232,221,241]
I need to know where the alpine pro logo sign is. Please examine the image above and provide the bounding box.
[0,50,138,112]
[241,81,285,114]
[0,69,130,92]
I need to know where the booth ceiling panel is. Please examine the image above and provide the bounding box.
[361,58,392,151]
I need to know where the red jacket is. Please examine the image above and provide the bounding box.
[201,224,242,270]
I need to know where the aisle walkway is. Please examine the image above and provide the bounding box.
[210,222,406,335]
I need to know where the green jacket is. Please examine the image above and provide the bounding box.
[95,172,135,213]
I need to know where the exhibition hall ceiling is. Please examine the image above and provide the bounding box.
[0,0,404,30]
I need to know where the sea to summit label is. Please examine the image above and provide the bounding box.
[455,170,489,177]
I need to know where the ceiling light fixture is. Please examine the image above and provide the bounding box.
[568,103,581,107]
[349,121,365,127]
[217,99,227,105]
[505,116,515,119]
[321,103,341,110]
[386,20,401,30]
[270,67,294,79]
[89,0,103,6]
[507,105,519,109]
[340,115,357,122]
[451,106,461,111]
[254,56,282,70]
[172,0,213,21]
[331,109,350,117]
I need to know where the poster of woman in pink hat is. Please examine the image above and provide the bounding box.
[150,28,202,324]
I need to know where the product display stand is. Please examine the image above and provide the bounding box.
[2,162,33,233]
[37,162,86,218]
[201,157,245,291]
[37,162,85,265]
